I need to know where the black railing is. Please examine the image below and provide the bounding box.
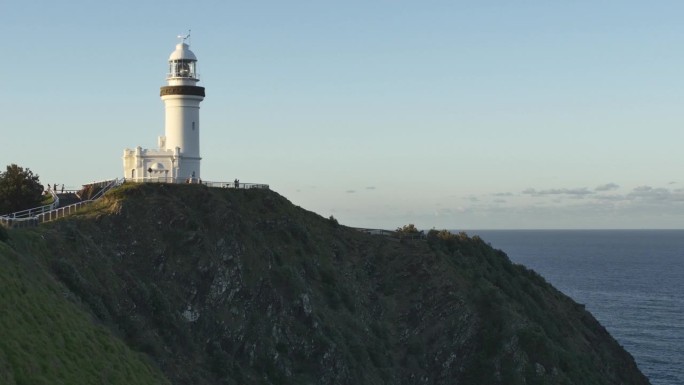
[124,177,269,190]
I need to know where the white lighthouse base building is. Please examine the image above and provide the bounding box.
[123,142,199,183]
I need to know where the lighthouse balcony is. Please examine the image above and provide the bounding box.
[167,72,200,80]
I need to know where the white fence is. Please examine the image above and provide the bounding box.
[1,177,269,228]
[0,178,122,228]
[1,190,59,219]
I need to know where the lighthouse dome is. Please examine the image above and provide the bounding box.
[169,43,197,61]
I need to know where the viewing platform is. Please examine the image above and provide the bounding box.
[124,177,269,190]
[1,177,270,229]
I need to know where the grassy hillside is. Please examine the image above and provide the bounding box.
[0,183,650,384]
[0,234,170,385]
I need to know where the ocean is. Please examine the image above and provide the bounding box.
[471,230,684,385]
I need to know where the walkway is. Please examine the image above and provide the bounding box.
[1,178,269,228]
[0,178,123,228]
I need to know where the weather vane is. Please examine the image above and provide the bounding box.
[177,30,191,44]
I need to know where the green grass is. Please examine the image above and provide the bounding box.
[0,239,170,385]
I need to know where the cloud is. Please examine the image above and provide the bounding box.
[594,183,619,192]
[345,190,356,194]
[594,194,627,202]
[365,186,376,190]
[632,185,654,192]
[590,185,684,207]
[434,208,456,216]
[522,187,593,197]
[628,186,674,201]
[587,185,684,205]
[399,182,684,229]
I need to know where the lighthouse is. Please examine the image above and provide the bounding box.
[123,34,206,182]
[160,35,205,180]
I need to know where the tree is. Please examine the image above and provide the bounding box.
[395,223,424,239]
[328,215,339,228]
[427,229,461,252]
[396,223,420,234]
[0,164,44,214]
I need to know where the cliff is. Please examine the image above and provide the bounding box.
[0,183,651,384]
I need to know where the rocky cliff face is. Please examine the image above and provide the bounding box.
[2,183,650,384]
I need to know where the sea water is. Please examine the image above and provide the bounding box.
[472,230,684,385]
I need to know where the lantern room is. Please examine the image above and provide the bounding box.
[167,41,199,82]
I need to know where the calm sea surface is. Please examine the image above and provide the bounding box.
[471,230,684,385]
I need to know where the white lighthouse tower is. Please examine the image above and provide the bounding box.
[161,34,205,180]
[123,34,206,182]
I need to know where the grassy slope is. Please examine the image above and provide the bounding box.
[0,183,651,384]
[0,234,170,385]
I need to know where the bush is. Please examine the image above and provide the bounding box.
[396,224,420,234]
[0,164,45,214]
[0,225,8,242]
[395,224,424,239]
[426,229,461,252]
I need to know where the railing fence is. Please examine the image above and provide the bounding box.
[1,178,123,228]
[1,177,269,228]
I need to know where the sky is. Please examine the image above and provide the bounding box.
[1,1,683,229]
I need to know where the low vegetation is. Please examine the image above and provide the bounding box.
[0,164,45,214]
[0,183,650,384]
[0,236,169,385]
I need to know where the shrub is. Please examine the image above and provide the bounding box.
[0,164,44,214]
[396,224,420,234]
[395,224,424,239]
[0,225,8,242]
[426,229,459,252]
